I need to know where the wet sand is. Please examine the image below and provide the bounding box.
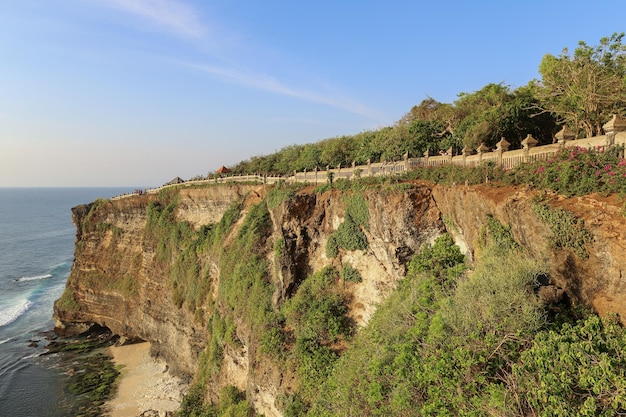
[106,342,187,417]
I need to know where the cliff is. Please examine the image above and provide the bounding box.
[53,181,626,415]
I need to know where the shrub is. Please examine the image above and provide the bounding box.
[511,314,626,416]
[325,192,369,257]
[266,183,301,209]
[340,263,362,283]
[411,233,465,281]
[532,201,594,258]
[508,145,626,197]
[283,267,352,344]
[56,287,80,312]
[325,235,339,258]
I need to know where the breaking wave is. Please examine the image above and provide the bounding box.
[15,274,52,282]
[0,299,34,327]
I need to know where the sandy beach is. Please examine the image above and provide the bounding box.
[106,342,187,417]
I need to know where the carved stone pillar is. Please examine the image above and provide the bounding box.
[496,137,510,167]
[603,114,626,146]
[555,126,576,146]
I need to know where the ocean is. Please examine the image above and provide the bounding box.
[0,188,132,416]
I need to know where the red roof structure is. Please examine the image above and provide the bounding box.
[216,166,231,174]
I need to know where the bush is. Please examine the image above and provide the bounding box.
[412,233,465,279]
[266,183,301,209]
[340,263,362,283]
[508,145,626,197]
[325,192,369,257]
[532,201,594,258]
[511,314,626,416]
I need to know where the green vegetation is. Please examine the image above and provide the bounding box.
[56,286,80,312]
[512,314,626,415]
[282,266,354,404]
[229,82,557,175]
[404,160,506,186]
[532,200,594,258]
[80,198,110,235]
[509,145,626,197]
[325,193,369,258]
[398,143,626,203]
[225,33,625,177]
[67,353,120,416]
[340,263,362,283]
[160,179,626,416]
[154,34,626,414]
[45,328,120,417]
[266,182,302,209]
[536,32,626,138]
[304,223,626,416]
[144,195,243,314]
[177,385,254,417]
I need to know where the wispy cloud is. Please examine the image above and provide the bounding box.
[185,62,381,119]
[93,1,381,119]
[100,0,206,39]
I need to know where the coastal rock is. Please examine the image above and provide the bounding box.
[54,182,626,415]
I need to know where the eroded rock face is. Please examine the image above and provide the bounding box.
[270,187,444,326]
[54,185,263,377]
[430,183,626,323]
[54,182,626,415]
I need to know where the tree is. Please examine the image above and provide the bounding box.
[535,32,626,138]
[453,83,512,149]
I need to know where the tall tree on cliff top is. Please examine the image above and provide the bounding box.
[535,32,626,138]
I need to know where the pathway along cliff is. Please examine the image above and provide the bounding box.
[53,181,626,416]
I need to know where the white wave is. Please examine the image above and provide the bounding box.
[0,338,11,345]
[0,299,34,327]
[15,274,53,282]
[21,352,40,360]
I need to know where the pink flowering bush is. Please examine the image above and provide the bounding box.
[506,146,626,196]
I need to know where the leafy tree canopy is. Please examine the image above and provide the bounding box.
[227,34,626,176]
[535,32,626,138]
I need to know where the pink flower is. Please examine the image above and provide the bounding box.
[535,166,545,174]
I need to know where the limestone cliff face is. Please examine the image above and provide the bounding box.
[54,185,262,377]
[271,187,443,326]
[54,182,626,415]
[431,183,626,322]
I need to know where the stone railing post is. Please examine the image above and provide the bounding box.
[447,147,453,164]
[603,114,626,146]
[303,168,307,182]
[476,143,489,163]
[521,134,538,162]
[403,152,409,172]
[461,146,472,167]
[555,125,576,146]
[496,137,510,168]
[423,150,430,167]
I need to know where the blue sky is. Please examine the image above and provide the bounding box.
[1,0,623,187]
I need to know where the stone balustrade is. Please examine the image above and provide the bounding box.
[113,115,626,199]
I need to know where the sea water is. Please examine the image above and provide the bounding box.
[0,188,132,416]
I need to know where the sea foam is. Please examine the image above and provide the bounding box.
[15,274,52,282]
[0,299,34,327]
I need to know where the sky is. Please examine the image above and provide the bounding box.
[1,0,624,187]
